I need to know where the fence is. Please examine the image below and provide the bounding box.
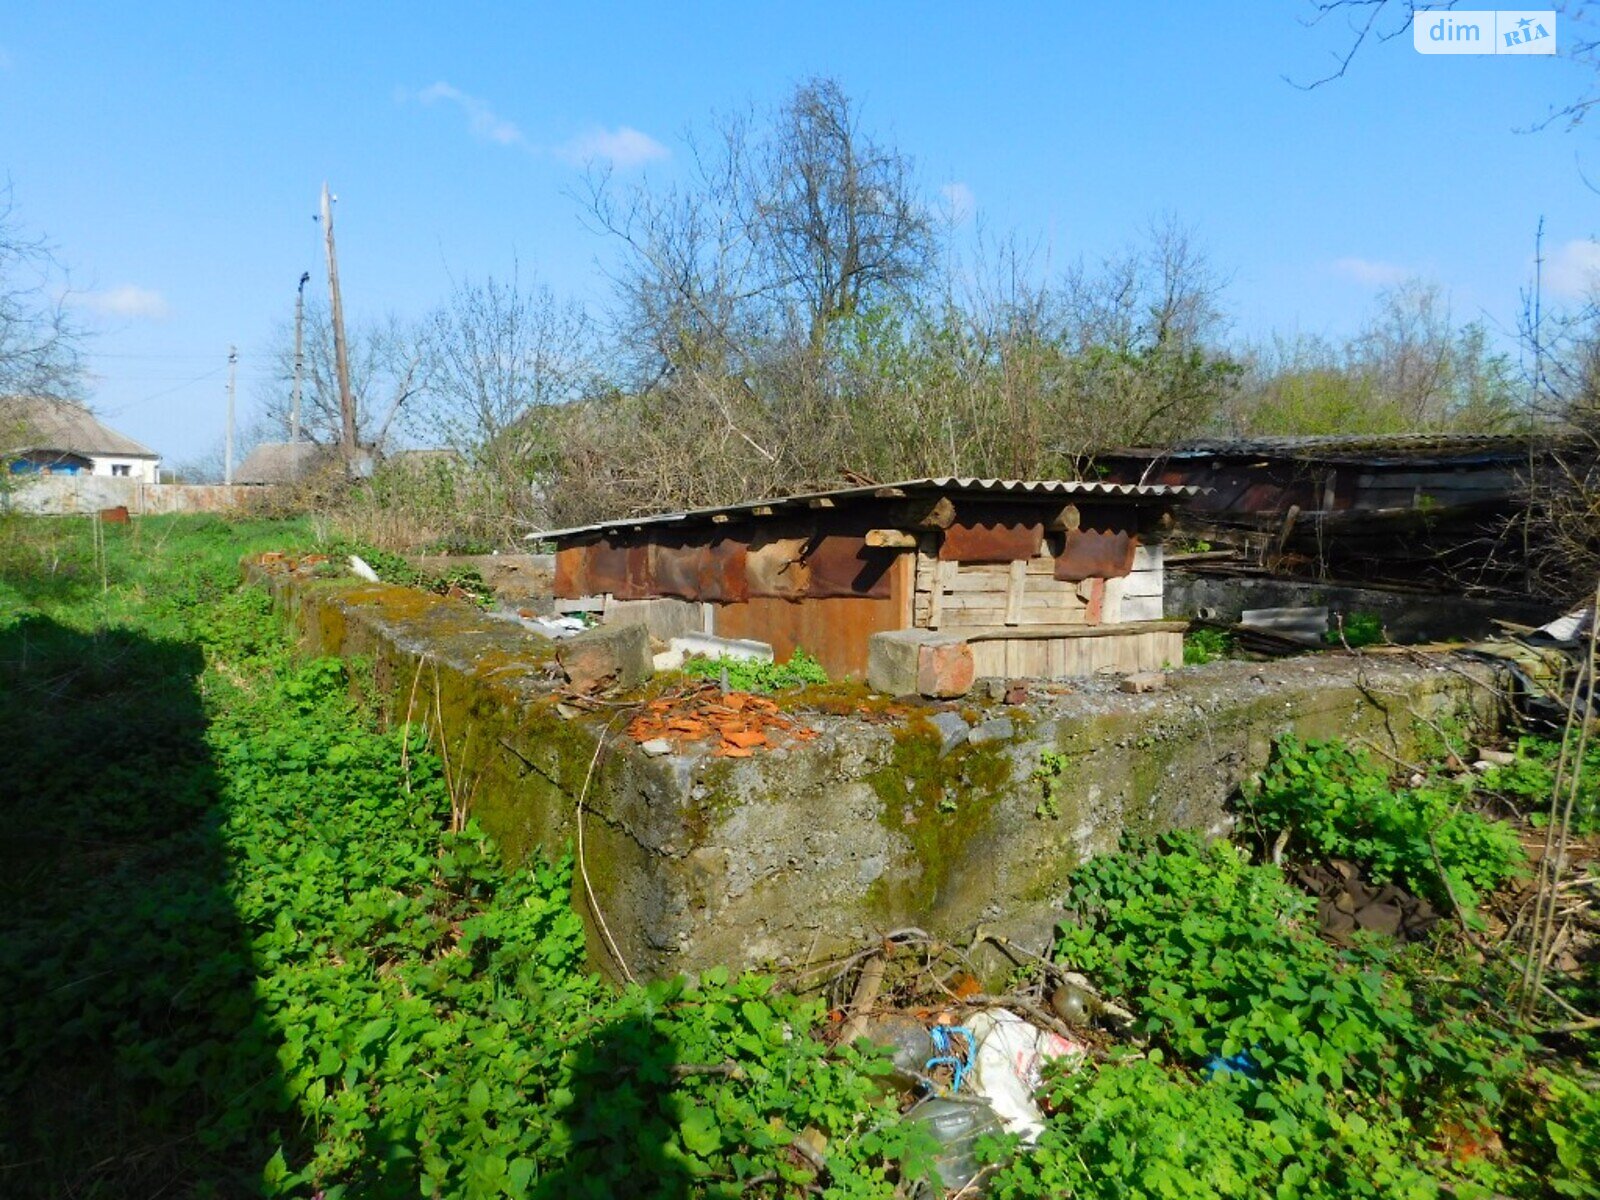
[3,476,269,515]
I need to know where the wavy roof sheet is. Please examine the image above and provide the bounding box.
[533,476,1200,540]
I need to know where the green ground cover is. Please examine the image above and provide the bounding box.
[0,515,1593,1198]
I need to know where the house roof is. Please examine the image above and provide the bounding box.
[234,441,335,484]
[3,396,158,459]
[1101,432,1539,466]
[531,476,1201,541]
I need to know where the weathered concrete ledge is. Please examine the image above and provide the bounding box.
[248,561,1506,982]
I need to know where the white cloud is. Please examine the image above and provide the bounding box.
[558,125,669,168]
[1330,257,1411,287]
[939,182,976,224]
[70,285,169,320]
[1544,238,1600,299]
[415,81,526,147]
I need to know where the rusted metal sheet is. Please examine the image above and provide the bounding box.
[746,536,811,598]
[938,504,1046,563]
[582,538,637,598]
[715,594,903,678]
[803,534,895,599]
[1055,530,1137,581]
[554,546,586,598]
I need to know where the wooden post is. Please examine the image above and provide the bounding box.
[224,345,237,485]
[321,183,357,471]
[1004,558,1027,626]
[291,270,309,442]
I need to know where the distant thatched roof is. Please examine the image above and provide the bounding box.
[2,395,158,458]
[234,441,335,484]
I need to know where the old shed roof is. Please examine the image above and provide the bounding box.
[3,395,158,458]
[1104,432,1538,466]
[532,476,1201,541]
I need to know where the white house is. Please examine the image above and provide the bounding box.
[3,396,161,483]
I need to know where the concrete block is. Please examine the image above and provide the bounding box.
[1119,670,1167,694]
[967,716,1015,746]
[868,630,974,699]
[929,710,971,755]
[558,622,653,693]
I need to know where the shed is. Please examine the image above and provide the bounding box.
[536,478,1197,679]
[1095,433,1538,590]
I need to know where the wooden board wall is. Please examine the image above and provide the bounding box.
[915,541,1164,631]
[968,628,1182,678]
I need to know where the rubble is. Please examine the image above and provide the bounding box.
[623,684,819,757]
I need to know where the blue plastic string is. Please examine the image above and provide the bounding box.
[925,1024,976,1093]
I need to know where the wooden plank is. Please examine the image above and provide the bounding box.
[927,558,955,629]
[1004,558,1027,626]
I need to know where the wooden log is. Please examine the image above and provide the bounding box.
[865,528,919,548]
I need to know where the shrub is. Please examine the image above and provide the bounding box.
[1184,627,1235,665]
[1325,611,1386,648]
[681,648,828,692]
[1245,736,1525,910]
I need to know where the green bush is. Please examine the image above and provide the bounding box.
[681,648,828,692]
[1183,627,1236,665]
[1325,611,1386,648]
[1478,734,1600,836]
[1044,834,1541,1198]
[1246,736,1525,910]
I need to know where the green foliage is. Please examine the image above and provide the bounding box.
[1478,734,1600,836]
[1325,611,1386,648]
[1184,626,1236,665]
[1033,750,1069,819]
[1246,736,1525,910]
[0,517,922,1199]
[332,538,496,608]
[1047,834,1546,1197]
[681,648,829,693]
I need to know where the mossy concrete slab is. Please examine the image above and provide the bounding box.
[247,561,1507,982]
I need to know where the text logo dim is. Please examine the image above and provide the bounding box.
[1413,10,1556,54]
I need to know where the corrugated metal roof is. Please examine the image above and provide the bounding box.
[3,395,158,458]
[531,476,1201,540]
[1103,433,1539,464]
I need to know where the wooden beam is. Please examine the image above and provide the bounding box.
[1044,503,1081,532]
[865,528,918,548]
[751,505,775,517]
[807,497,837,509]
[883,496,957,530]
[873,486,909,499]
[1004,558,1027,626]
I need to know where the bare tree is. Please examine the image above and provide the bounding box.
[255,300,424,455]
[0,185,83,401]
[1296,2,1599,129]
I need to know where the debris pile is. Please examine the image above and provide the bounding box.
[254,550,330,577]
[795,931,1136,1196]
[624,683,820,757]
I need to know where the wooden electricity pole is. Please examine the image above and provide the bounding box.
[291,271,309,442]
[320,183,357,469]
[224,345,237,485]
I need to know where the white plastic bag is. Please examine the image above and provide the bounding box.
[965,1008,1085,1144]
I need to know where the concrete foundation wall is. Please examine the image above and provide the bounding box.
[251,563,1508,983]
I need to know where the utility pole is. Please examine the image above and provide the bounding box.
[291,271,310,442]
[320,183,357,470]
[225,345,238,485]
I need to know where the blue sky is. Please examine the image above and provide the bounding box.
[2,2,1597,464]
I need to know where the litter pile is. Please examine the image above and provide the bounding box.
[624,683,820,757]
[798,931,1135,1196]
[254,551,330,577]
